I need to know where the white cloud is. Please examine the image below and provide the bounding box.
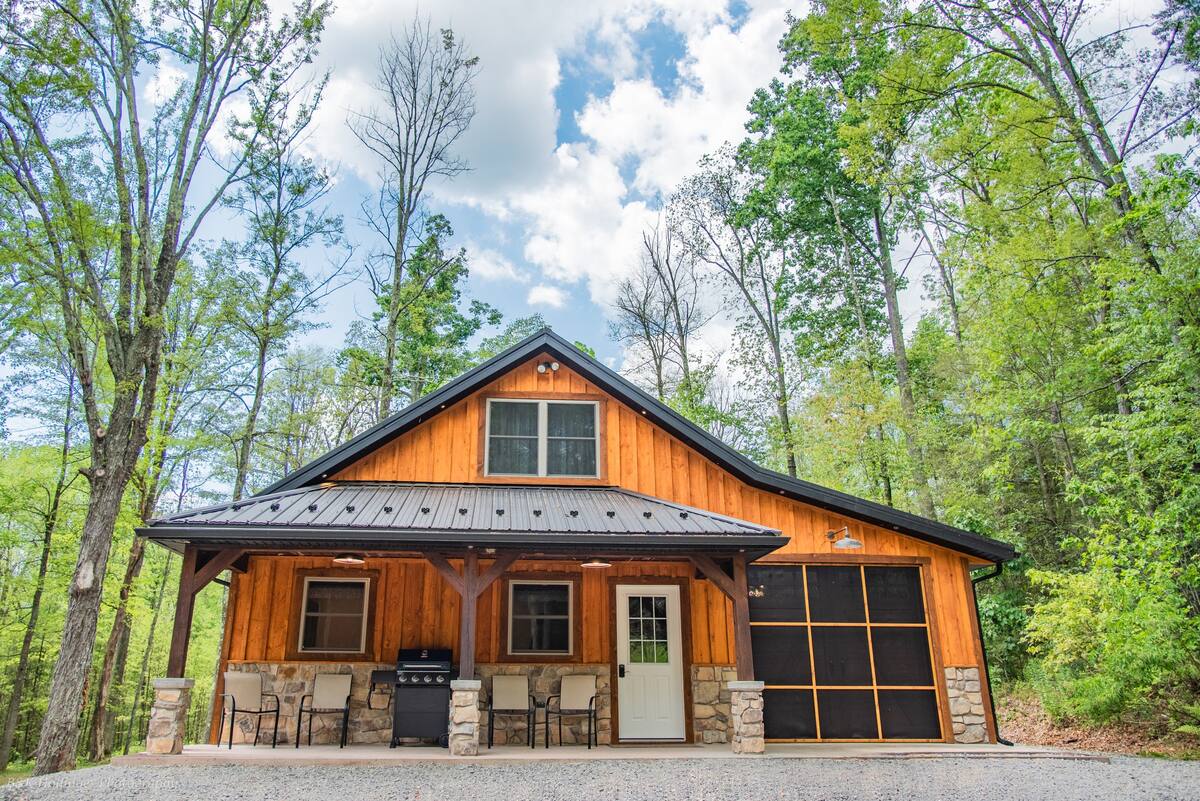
[469,246,528,283]
[526,284,569,308]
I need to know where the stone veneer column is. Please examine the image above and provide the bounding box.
[145,678,194,755]
[728,680,765,754]
[449,679,482,756]
[945,666,988,743]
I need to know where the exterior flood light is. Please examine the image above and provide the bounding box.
[826,526,863,550]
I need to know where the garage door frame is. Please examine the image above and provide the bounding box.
[750,553,955,743]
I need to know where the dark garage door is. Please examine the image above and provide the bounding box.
[748,563,944,741]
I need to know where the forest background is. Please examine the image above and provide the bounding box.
[0,0,1198,776]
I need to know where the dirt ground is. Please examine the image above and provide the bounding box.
[997,689,1199,759]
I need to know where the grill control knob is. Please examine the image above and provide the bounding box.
[436,675,445,683]
[423,674,432,683]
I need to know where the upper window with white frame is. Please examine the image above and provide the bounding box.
[298,577,369,653]
[485,399,599,477]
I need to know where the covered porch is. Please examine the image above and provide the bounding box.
[139,482,784,756]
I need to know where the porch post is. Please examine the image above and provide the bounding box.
[459,550,479,679]
[154,546,244,755]
[166,546,199,678]
[730,554,755,682]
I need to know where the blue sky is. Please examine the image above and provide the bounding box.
[278,0,796,367]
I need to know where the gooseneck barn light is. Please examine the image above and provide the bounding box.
[826,526,864,550]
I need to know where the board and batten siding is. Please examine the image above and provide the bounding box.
[326,355,984,667]
[219,355,986,670]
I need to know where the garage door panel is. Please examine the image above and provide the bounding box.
[816,690,878,739]
[806,566,866,623]
[752,626,811,686]
[871,627,934,686]
[878,690,941,739]
[811,627,872,686]
[864,566,926,623]
[748,566,807,622]
[763,689,817,739]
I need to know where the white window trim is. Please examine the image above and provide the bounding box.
[506,579,574,656]
[484,398,600,478]
[297,576,370,654]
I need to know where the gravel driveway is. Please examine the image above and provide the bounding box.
[3,757,1199,801]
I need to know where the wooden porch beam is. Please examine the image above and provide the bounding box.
[166,546,244,678]
[423,551,466,595]
[690,553,755,681]
[689,554,737,598]
[474,551,520,597]
[419,550,522,679]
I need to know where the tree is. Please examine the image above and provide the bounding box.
[671,148,803,477]
[350,17,480,419]
[0,0,330,773]
[221,76,349,500]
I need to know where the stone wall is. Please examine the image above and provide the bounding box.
[944,666,989,743]
[691,665,736,744]
[475,663,610,746]
[222,662,393,746]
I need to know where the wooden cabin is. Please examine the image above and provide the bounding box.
[142,329,1014,753]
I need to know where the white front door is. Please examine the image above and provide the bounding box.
[615,584,686,741]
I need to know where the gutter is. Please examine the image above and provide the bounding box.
[971,563,1013,746]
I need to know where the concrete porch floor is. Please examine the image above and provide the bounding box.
[112,741,1106,766]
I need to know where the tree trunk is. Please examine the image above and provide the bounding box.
[233,342,270,501]
[874,204,937,519]
[768,337,799,478]
[85,536,145,762]
[33,476,127,775]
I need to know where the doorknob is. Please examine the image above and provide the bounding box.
[618,664,626,678]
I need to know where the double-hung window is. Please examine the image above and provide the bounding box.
[485,399,599,477]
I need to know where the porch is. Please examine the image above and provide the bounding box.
[140,483,783,756]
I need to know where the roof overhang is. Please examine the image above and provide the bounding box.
[139,526,787,561]
[249,329,1015,564]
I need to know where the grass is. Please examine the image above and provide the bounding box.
[0,762,34,786]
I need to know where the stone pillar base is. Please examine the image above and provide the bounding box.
[145,678,194,755]
[728,680,765,754]
[449,680,481,756]
[945,666,988,743]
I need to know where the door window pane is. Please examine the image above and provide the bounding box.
[763,689,818,739]
[627,594,669,664]
[878,690,941,739]
[752,626,812,686]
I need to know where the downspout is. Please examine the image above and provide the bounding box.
[971,563,1013,746]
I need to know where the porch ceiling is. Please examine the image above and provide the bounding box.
[138,481,786,559]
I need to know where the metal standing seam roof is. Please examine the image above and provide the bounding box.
[142,481,783,542]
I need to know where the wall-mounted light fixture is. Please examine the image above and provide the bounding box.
[580,557,612,569]
[826,526,863,550]
[333,553,365,565]
[536,360,561,374]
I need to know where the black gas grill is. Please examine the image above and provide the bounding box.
[372,648,457,747]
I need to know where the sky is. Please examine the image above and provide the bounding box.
[265,0,799,366]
